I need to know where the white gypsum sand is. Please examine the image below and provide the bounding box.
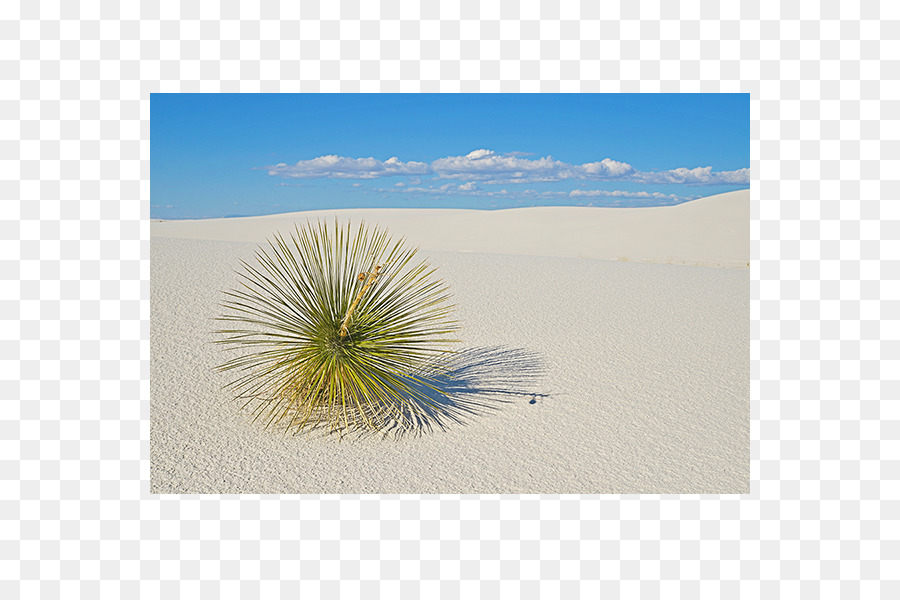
[151,189,750,267]
[150,190,749,493]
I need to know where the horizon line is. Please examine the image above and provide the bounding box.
[151,188,750,221]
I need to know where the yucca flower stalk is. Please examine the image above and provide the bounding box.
[214,220,460,435]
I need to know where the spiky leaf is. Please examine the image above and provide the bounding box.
[214,220,461,435]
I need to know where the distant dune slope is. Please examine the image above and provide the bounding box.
[151,189,750,268]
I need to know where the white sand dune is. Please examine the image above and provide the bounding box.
[151,190,749,493]
[152,189,750,268]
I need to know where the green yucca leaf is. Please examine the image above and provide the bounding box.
[214,219,461,436]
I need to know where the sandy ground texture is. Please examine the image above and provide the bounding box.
[152,190,750,268]
[150,190,749,494]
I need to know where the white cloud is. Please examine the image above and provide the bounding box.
[569,189,681,200]
[431,149,574,182]
[465,149,494,160]
[375,184,510,198]
[576,158,635,178]
[264,149,748,186]
[632,166,750,185]
[372,184,693,203]
[522,189,569,198]
[266,154,431,179]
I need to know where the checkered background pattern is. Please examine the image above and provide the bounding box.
[1,0,896,597]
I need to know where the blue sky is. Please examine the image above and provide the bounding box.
[151,94,749,219]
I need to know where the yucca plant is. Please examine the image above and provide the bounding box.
[214,220,460,436]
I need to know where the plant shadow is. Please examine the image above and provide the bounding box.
[294,345,550,440]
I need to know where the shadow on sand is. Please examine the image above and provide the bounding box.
[294,345,549,440]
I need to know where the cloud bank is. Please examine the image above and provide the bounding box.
[373,184,693,204]
[264,149,749,186]
[267,155,431,179]
[631,166,750,185]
